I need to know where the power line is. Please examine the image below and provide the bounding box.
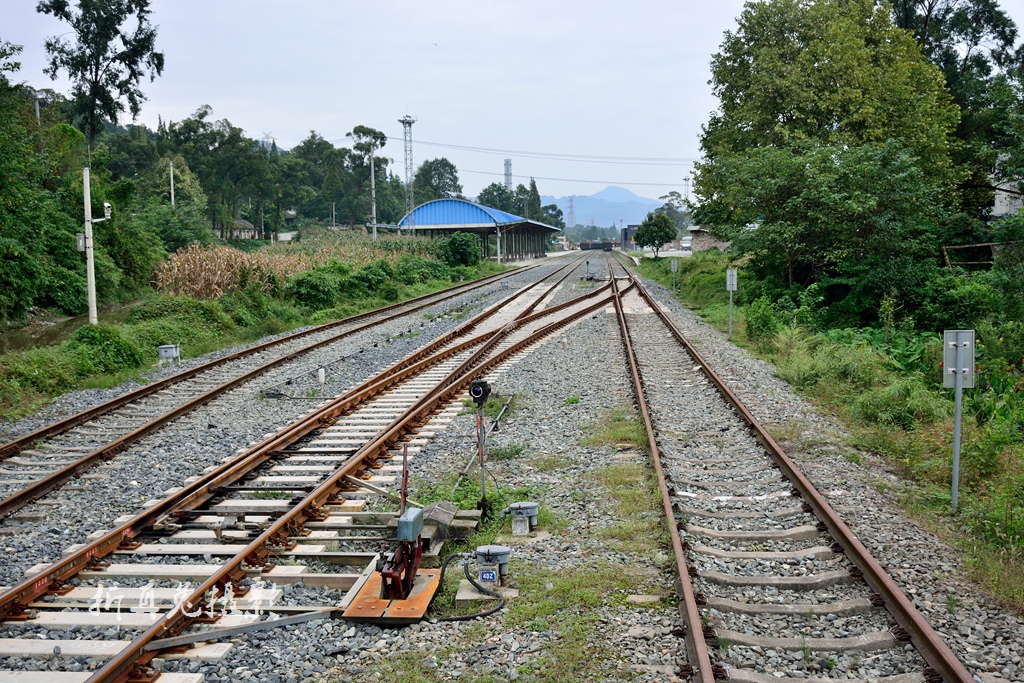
[385,137,697,166]
[460,168,681,188]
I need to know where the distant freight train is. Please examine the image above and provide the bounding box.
[578,240,614,251]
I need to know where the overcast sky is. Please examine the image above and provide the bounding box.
[5,0,1024,201]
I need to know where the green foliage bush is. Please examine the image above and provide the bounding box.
[745,296,781,342]
[69,324,146,373]
[438,232,480,267]
[288,270,340,309]
[851,374,950,429]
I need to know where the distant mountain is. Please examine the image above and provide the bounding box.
[541,186,663,227]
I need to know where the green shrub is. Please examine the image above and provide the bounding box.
[745,296,781,342]
[438,232,480,267]
[288,270,340,309]
[68,324,146,373]
[851,373,949,429]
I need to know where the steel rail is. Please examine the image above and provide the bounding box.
[607,263,716,683]
[614,254,973,683]
[0,264,534,461]
[0,256,592,621]
[0,258,588,520]
[87,277,621,682]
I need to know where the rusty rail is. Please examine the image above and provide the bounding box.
[0,258,588,520]
[86,269,617,682]
[611,253,973,683]
[607,268,716,683]
[0,264,534,461]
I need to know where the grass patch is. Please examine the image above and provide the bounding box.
[461,392,523,419]
[565,394,580,405]
[489,442,528,460]
[582,406,647,449]
[532,455,564,472]
[593,463,667,554]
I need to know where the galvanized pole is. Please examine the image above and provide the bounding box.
[951,330,964,513]
[82,168,98,325]
[728,290,733,339]
[496,225,502,263]
[169,160,175,208]
[477,405,486,504]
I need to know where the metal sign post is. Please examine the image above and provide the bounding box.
[943,330,974,513]
[726,269,737,339]
[670,258,678,291]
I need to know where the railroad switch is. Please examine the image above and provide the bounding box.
[342,449,442,624]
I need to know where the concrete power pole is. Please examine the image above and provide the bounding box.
[169,160,175,208]
[399,115,416,230]
[504,159,512,190]
[370,146,377,241]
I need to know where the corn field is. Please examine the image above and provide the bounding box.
[154,233,437,299]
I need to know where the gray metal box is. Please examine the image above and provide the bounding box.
[157,344,180,360]
[397,507,423,542]
[943,330,975,389]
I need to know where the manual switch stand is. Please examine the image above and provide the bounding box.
[380,507,424,600]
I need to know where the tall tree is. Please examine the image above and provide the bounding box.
[700,0,958,188]
[413,157,462,202]
[38,0,165,150]
[476,182,515,212]
[694,0,961,324]
[892,0,1024,218]
[634,212,677,258]
[343,125,388,227]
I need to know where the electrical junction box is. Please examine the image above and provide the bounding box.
[157,344,180,360]
[397,507,423,543]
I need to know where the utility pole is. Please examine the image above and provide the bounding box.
[169,160,175,208]
[399,114,416,230]
[683,175,691,201]
[82,168,110,325]
[331,202,335,228]
[370,145,378,241]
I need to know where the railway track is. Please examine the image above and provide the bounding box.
[607,254,973,682]
[0,263,555,520]
[0,254,614,682]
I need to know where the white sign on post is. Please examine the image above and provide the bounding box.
[726,269,737,291]
[943,329,974,513]
[670,259,678,273]
[943,330,975,389]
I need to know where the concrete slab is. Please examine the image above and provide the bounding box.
[726,671,923,683]
[0,674,204,683]
[0,639,231,662]
[5,611,257,629]
[700,569,850,589]
[692,544,834,560]
[717,628,895,652]
[687,524,819,541]
[707,597,875,616]
[455,580,518,602]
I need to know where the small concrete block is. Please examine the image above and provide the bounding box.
[497,530,550,545]
[626,594,662,604]
[455,580,518,603]
[511,517,530,536]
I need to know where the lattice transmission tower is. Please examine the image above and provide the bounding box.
[399,115,417,224]
[504,158,512,190]
[566,196,575,229]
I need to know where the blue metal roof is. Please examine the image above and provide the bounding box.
[398,198,524,227]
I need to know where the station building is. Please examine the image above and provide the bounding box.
[397,198,560,262]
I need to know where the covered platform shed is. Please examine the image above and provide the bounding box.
[397,198,559,262]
